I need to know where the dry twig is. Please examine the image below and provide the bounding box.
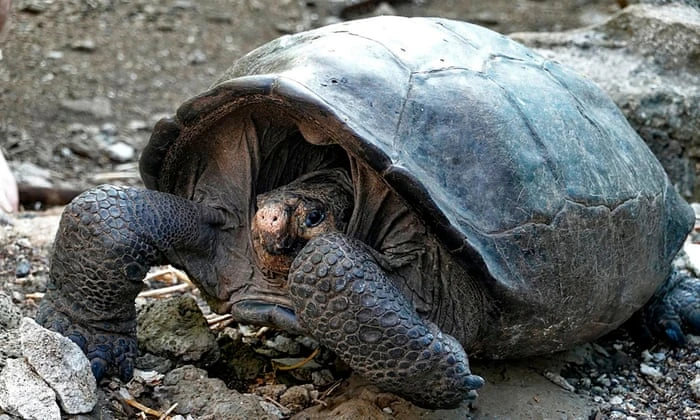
[274,347,321,371]
[138,283,190,298]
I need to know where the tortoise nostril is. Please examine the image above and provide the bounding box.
[272,216,278,222]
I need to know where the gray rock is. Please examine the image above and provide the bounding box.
[154,365,274,419]
[19,0,48,14]
[20,318,97,414]
[0,358,61,420]
[264,334,301,355]
[60,96,113,118]
[10,161,52,188]
[137,296,219,366]
[15,259,31,278]
[135,352,173,373]
[0,293,22,368]
[0,329,20,369]
[0,293,21,330]
[312,369,335,387]
[279,384,312,413]
[511,3,700,200]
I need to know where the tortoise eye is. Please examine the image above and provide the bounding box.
[305,209,325,227]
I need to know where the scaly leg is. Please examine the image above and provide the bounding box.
[288,232,483,409]
[36,185,226,380]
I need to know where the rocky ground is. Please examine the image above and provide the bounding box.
[1,0,700,419]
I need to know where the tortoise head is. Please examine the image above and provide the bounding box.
[252,169,354,276]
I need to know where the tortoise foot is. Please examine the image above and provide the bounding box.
[643,269,700,346]
[289,232,483,409]
[36,185,226,380]
[36,296,137,381]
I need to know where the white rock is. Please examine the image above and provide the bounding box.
[127,119,149,131]
[609,395,624,405]
[639,363,663,379]
[0,358,61,420]
[683,240,700,277]
[105,141,135,162]
[19,318,97,414]
[690,374,700,401]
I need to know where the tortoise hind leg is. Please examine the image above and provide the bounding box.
[641,269,700,346]
[289,232,483,409]
[36,185,226,380]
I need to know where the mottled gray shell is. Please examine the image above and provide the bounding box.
[141,16,693,334]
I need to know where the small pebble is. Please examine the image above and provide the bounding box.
[690,374,700,401]
[371,2,396,16]
[105,142,135,162]
[127,120,149,131]
[20,0,47,13]
[639,363,663,379]
[60,97,112,118]
[188,49,207,65]
[311,369,334,387]
[100,123,118,136]
[15,260,31,278]
[46,50,64,60]
[280,385,311,412]
[295,336,319,349]
[71,38,96,52]
[264,334,300,354]
[578,377,592,389]
[609,395,623,405]
[15,238,31,249]
[652,352,666,363]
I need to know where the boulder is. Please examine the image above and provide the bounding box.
[20,318,97,414]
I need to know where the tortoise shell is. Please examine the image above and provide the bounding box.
[140,16,693,356]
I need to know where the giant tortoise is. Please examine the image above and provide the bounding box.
[37,16,699,408]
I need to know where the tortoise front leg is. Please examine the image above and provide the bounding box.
[36,185,226,380]
[289,232,484,409]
